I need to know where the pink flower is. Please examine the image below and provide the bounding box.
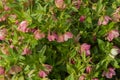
[55,0,66,9]
[79,16,85,22]
[79,75,85,80]
[1,16,6,21]
[34,30,45,40]
[98,16,112,25]
[72,0,81,9]
[112,7,120,22]
[10,45,14,49]
[56,35,64,42]
[102,67,116,79]
[43,64,53,74]
[39,70,47,78]
[0,66,5,75]
[22,47,31,55]
[28,28,37,33]
[92,78,99,80]
[70,59,75,64]
[10,14,17,19]
[0,28,7,40]
[8,65,22,74]
[86,66,92,73]
[63,32,73,41]
[17,20,29,32]
[1,45,9,55]
[107,30,119,41]
[15,20,19,24]
[4,5,10,11]
[80,43,91,56]
[47,32,58,41]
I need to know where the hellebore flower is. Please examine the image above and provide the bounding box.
[112,7,120,22]
[43,64,53,74]
[102,67,116,79]
[22,47,31,55]
[1,45,9,55]
[4,5,10,11]
[109,46,120,58]
[72,0,81,9]
[8,65,22,74]
[47,32,58,41]
[10,45,14,49]
[17,20,29,32]
[79,16,86,22]
[34,30,45,40]
[0,66,5,75]
[70,58,75,64]
[0,28,7,40]
[80,43,91,56]
[63,32,73,41]
[98,16,112,25]
[0,16,6,22]
[39,70,47,78]
[79,75,85,80]
[106,30,119,41]
[86,66,92,73]
[56,35,64,42]
[55,0,66,9]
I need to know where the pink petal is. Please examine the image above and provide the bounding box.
[39,70,47,78]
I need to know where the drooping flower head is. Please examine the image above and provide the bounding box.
[0,66,5,75]
[38,70,47,78]
[112,7,120,22]
[8,65,22,74]
[98,16,112,25]
[47,32,58,41]
[55,0,66,9]
[102,67,116,79]
[22,47,31,55]
[0,28,7,40]
[43,64,53,74]
[56,34,64,42]
[63,32,73,41]
[34,30,45,40]
[79,75,85,80]
[17,20,29,32]
[80,43,91,56]
[106,30,119,41]
[79,15,86,22]
[110,46,120,58]
[86,66,92,73]
[72,0,81,9]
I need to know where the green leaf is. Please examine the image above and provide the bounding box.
[65,74,74,80]
[38,45,46,55]
[97,39,105,51]
[86,17,92,23]
[111,60,120,68]
[38,45,47,63]
[71,7,78,12]
[18,76,24,80]
[70,50,77,58]
[66,64,76,74]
